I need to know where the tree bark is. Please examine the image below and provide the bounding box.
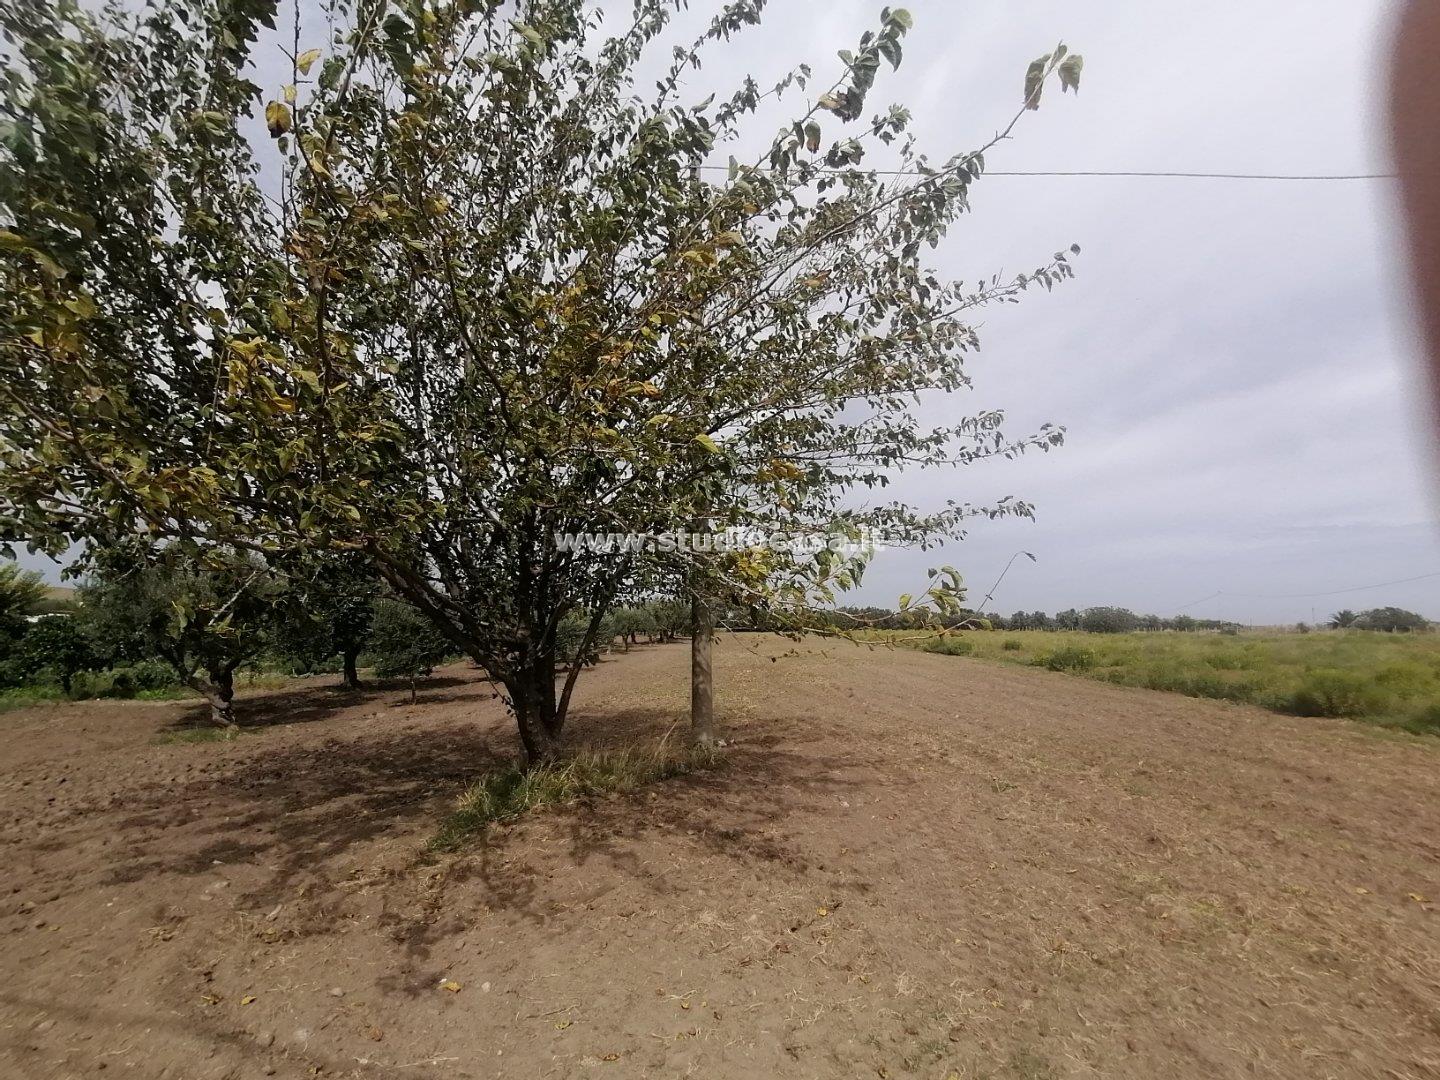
[342,647,362,690]
[510,671,560,766]
[690,594,715,747]
[193,667,236,728]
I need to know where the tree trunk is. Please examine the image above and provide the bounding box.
[510,671,560,766]
[690,594,715,747]
[342,647,361,690]
[195,667,236,728]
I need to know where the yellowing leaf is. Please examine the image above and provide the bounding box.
[693,433,720,454]
[265,100,292,138]
[283,84,297,104]
[297,48,322,75]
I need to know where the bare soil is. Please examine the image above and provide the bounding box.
[1,636,1438,1080]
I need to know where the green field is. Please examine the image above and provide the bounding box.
[872,629,1440,735]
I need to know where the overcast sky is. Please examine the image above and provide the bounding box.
[17,0,1435,625]
[712,0,1435,625]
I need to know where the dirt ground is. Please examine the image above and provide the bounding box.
[1,636,1438,1080]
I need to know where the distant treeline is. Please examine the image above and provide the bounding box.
[814,605,1433,635]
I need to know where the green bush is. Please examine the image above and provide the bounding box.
[1039,646,1096,673]
[1285,669,1392,718]
[922,635,974,657]
[124,659,181,692]
[1001,639,1024,652]
[1404,702,1440,734]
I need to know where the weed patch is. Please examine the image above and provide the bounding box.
[432,739,724,849]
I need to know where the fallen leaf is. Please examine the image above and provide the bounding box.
[1354,887,1371,895]
[602,1053,620,1062]
[1408,892,1429,903]
[439,980,462,993]
[816,907,829,917]
[366,1027,383,1042]
[240,995,257,1006]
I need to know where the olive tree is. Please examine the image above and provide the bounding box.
[1,0,1081,761]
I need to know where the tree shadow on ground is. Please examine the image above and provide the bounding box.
[159,674,477,732]
[101,696,857,923]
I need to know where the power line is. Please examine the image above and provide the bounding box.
[696,165,1395,182]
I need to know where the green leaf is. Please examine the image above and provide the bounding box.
[1023,56,1049,110]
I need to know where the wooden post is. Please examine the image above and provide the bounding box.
[690,591,715,746]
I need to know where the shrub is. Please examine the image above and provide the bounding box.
[124,659,182,692]
[922,635,974,657]
[1286,669,1392,718]
[1001,639,1024,652]
[1039,646,1096,673]
[1404,702,1440,734]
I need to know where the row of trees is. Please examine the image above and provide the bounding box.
[832,604,1433,634]
[1327,608,1431,632]
[0,553,710,722]
[0,0,1086,760]
[829,605,1242,634]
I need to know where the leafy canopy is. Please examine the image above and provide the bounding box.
[0,0,1082,754]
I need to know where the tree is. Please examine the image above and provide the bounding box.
[1079,607,1141,634]
[1355,607,1429,633]
[1054,608,1082,631]
[80,547,280,725]
[1328,609,1359,629]
[0,0,1081,762]
[272,554,378,689]
[609,606,657,651]
[12,614,94,694]
[647,599,690,643]
[0,561,45,640]
[368,599,450,704]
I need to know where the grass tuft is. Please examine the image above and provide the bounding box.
[431,737,724,850]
